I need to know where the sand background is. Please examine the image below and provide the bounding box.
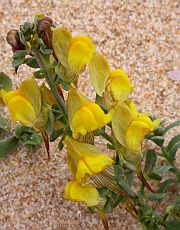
[0,0,179,229]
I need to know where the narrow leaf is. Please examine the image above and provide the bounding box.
[159,179,178,193]
[167,134,180,152]
[151,136,165,147]
[50,128,64,142]
[144,149,157,174]
[153,165,173,174]
[0,72,13,91]
[0,136,19,157]
[145,193,166,201]
[163,120,180,134]
[148,172,162,181]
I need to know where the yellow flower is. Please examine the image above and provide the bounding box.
[107,69,134,102]
[89,54,133,101]
[64,136,114,183]
[40,83,57,106]
[67,87,112,139]
[52,28,95,75]
[112,101,159,154]
[89,53,110,96]
[64,180,99,207]
[3,78,41,127]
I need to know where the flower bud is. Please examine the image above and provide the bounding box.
[37,17,53,49]
[6,29,26,52]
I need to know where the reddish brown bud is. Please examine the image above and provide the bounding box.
[6,29,26,52]
[37,17,53,49]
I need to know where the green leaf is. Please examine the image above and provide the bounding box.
[153,165,173,174]
[46,110,55,136]
[163,120,180,134]
[18,31,26,45]
[50,128,64,142]
[114,165,136,197]
[12,58,25,68]
[33,69,45,79]
[114,165,124,180]
[13,50,27,59]
[151,136,165,147]
[19,131,42,146]
[97,187,109,197]
[12,50,28,68]
[148,172,162,181]
[167,134,180,152]
[14,124,29,138]
[164,220,180,230]
[14,124,42,147]
[144,149,157,174]
[126,170,134,187]
[118,179,136,197]
[145,132,154,140]
[54,74,71,91]
[40,47,53,55]
[24,57,40,68]
[58,134,66,150]
[169,143,180,160]
[104,197,113,213]
[144,193,165,201]
[159,179,178,193]
[0,114,10,132]
[0,72,13,91]
[0,136,19,157]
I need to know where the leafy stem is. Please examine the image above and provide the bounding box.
[32,47,68,119]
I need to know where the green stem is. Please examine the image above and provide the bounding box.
[162,146,180,181]
[32,47,67,117]
[101,132,113,144]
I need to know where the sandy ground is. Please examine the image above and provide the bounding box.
[0,0,179,229]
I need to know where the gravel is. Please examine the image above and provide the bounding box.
[0,0,179,229]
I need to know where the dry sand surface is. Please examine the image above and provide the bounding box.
[0,0,179,229]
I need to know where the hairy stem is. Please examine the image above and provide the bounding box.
[32,47,67,117]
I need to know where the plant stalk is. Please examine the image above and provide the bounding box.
[32,47,67,117]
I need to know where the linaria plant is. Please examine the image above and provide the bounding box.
[0,15,180,230]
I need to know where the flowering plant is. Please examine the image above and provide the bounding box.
[0,15,179,230]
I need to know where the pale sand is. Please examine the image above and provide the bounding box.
[0,0,179,229]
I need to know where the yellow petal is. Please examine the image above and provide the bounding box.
[40,83,57,105]
[84,154,114,174]
[4,93,36,126]
[67,87,90,130]
[72,105,98,137]
[65,136,114,182]
[68,36,95,75]
[76,160,93,181]
[72,102,112,138]
[52,27,72,68]
[108,69,133,102]
[128,101,139,118]
[19,78,41,118]
[67,151,79,178]
[126,120,152,153]
[112,102,132,147]
[152,119,160,130]
[64,180,99,206]
[89,53,110,96]
[134,116,153,130]
[64,181,74,199]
